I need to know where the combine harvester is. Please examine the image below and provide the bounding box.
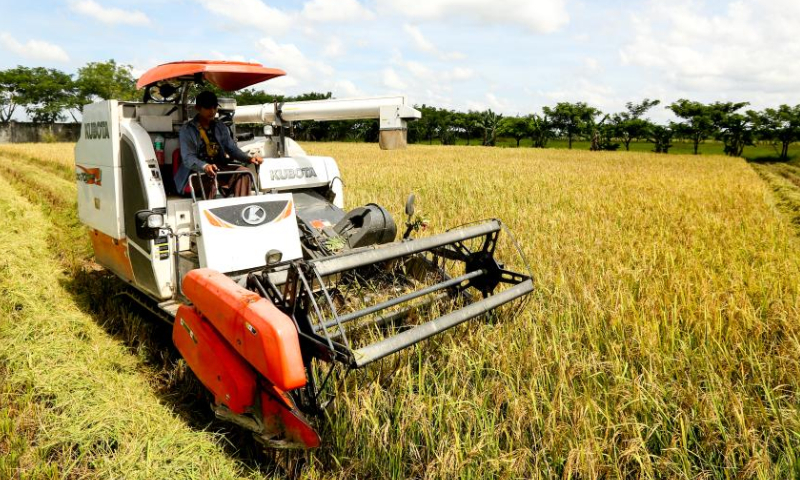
[74,61,533,448]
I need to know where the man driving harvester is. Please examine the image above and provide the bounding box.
[176,90,263,198]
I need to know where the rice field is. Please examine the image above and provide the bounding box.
[1,142,799,479]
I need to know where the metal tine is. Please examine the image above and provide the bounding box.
[296,268,338,352]
[313,269,485,332]
[353,279,534,367]
[309,265,351,351]
[327,292,450,341]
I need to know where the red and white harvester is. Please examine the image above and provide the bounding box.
[75,61,533,448]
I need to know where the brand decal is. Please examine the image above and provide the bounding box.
[206,200,294,228]
[76,165,102,186]
[241,205,267,225]
[83,121,110,140]
[270,167,317,181]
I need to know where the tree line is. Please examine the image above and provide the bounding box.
[1,60,799,159]
[407,100,800,159]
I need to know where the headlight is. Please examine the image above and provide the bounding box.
[265,249,283,265]
[147,214,164,228]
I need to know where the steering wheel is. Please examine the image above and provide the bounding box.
[145,81,181,103]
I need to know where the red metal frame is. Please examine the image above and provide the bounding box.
[181,269,307,392]
[173,305,257,414]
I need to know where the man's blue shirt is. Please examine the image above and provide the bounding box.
[175,116,251,193]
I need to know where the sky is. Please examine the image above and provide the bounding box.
[1,0,799,123]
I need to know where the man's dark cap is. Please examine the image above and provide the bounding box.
[196,91,219,108]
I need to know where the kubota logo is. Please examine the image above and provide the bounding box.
[76,165,102,186]
[83,121,109,140]
[241,205,267,225]
[270,167,317,181]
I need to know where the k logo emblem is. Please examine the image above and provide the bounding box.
[241,205,267,225]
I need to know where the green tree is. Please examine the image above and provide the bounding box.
[435,108,456,145]
[410,105,439,144]
[75,60,137,101]
[527,113,552,148]
[543,102,600,149]
[613,99,660,151]
[479,109,502,146]
[587,114,619,151]
[749,105,800,160]
[498,116,531,147]
[647,124,674,154]
[25,67,75,123]
[668,99,718,155]
[0,66,36,123]
[708,102,752,157]
[463,111,483,145]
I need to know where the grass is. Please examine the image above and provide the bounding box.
[1,142,800,478]
[0,148,278,479]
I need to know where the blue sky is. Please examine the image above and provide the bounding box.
[2,0,798,122]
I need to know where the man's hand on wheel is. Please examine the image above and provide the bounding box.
[249,155,263,165]
[203,163,219,177]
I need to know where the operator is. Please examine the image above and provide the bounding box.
[176,91,263,198]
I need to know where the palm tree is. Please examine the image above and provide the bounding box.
[479,109,502,146]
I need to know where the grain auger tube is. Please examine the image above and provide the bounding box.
[74,60,534,449]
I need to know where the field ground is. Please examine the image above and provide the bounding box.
[1,142,799,478]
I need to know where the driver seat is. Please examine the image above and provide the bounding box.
[172,149,192,196]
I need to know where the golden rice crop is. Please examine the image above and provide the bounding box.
[1,142,799,479]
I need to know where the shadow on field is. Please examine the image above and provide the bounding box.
[744,153,798,164]
[60,267,319,478]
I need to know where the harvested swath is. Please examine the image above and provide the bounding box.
[752,162,800,230]
[0,174,263,479]
[0,155,76,208]
[0,143,74,181]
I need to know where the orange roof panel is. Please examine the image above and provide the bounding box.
[136,60,286,91]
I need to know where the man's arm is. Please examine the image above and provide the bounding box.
[179,125,209,172]
[217,123,253,163]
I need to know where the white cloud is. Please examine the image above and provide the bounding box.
[69,0,150,26]
[583,57,601,74]
[446,67,474,81]
[404,24,436,54]
[197,0,292,34]
[619,0,800,100]
[542,78,618,111]
[405,60,432,79]
[466,93,512,113]
[322,37,345,57]
[403,24,465,60]
[256,37,334,84]
[301,0,374,22]
[210,51,249,63]
[0,33,69,62]
[382,0,569,33]
[333,79,363,97]
[382,68,407,90]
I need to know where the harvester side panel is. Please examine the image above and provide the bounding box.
[173,305,257,414]
[75,100,123,239]
[182,269,307,391]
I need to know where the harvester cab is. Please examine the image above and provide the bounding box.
[74,61,533,449]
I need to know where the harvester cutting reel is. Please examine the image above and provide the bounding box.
[175,218,532,449]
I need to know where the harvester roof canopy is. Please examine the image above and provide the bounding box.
[136,60,286,91]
